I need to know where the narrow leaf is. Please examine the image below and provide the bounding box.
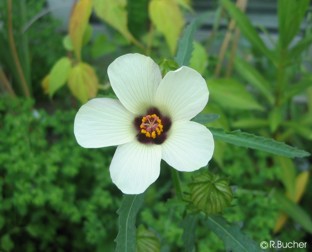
[205,215,262,252]
[220,0,275,63]
[69,0,93,60]
[210,128,310,158]
[116,194,145,252]
[278,0,309,49]
[181,215,198,252]
[149,0,184,55]
[192,113,220,124]
[175,11,212,66]
[189,42,208,74]
[273,191,312,234]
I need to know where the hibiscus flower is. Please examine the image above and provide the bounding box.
[74,53,214,194]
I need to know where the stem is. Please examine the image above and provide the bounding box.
[171,169,183,200]
[7,0,30,97]
[0,68,16,97]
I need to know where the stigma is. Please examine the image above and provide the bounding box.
[140,114,163,139]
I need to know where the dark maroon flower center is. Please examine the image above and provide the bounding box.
[133,107,172,145]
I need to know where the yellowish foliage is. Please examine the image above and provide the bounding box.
[149,0,184,55]
[68,63,99,103]
[69,0,93,61]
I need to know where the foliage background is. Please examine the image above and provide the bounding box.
[0,0,311,251]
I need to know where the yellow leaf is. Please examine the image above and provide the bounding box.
[294,171,309,202]
[274,171,310,233]
[41,75,50,95]
[49,57,72,96]
[93,0,135,43]
[69,0,93,60]
[149,0,184,55]
[68,63,99,103]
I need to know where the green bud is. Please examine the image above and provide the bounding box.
[136,225,160,252]
[189,171,233,215]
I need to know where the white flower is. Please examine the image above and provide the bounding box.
[74,53,214,194]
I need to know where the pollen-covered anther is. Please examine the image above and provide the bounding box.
[140,114,163,139]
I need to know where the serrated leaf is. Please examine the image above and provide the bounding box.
[220,0,274,63]
[273,191,312,234]
[69,0,92,60]
[181,214,198,252]
[189,171,233,215]
[189,42,208,74]
[93,0,135,43]
[49,57,71,96]
[234,57,274,104]
[208,78,264,111]
[192,113,220,125]
[136,225,160,252]
[210,128,310,158]
[68,62,98,103]
[116,194,145,252]
[205,216,262,252]
[149,0,184,55]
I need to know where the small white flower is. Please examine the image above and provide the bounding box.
[74,53,214,194]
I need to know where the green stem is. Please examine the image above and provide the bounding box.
[7,0,30,97]
[171,169,183,200]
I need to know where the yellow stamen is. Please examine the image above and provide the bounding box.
[140,114,164,138]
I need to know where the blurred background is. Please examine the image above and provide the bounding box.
[0,0,311,251]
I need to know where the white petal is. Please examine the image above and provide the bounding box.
[74,98,135,148]
[107,53,162,114]
[155,66,208,121]
[110,141,162,194]
[162,121,214,172]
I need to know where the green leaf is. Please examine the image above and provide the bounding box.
[220,0,275,63]
[210,128,310,158]
[269,107,283,132]
[234,57,274,104]
[181,215,198,252]
[1,234,14,251]
[149,0,184,55]
[275,157,296,200]
[205,216,262,252]
[175,11,212,66]
[93,0,136,43]
[273,191,312,234]
[91,34,116,59]
[278,0,309,49]
[68,62,99,103]
[189,41,208,74]
[115,194,145,252]
[49,57,72,97]
[192,113,220,125]
[208,78,264,111]
[189,171,233,215]
[136,225,160,252]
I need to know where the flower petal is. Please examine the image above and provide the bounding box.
[161,121,214,171]
[110,141,162,194]
[155,66,208,121]
[74,98,135,148]
[107,53,162,114]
